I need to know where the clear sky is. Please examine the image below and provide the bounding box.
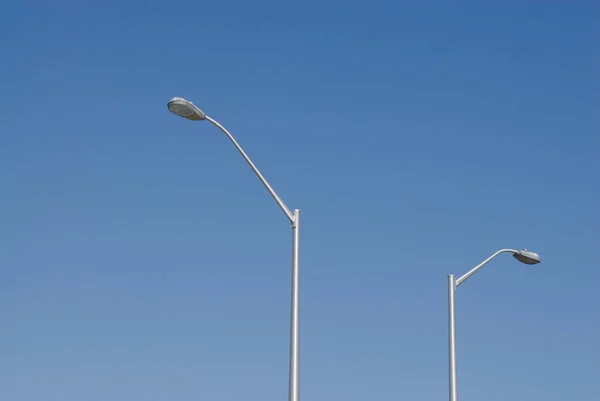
[1,1,598,401]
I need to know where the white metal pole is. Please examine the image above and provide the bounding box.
[205,116,300,401]
[289,209,301,401]
[448,274,458,401]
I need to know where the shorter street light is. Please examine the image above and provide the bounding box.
[448,249,541,401]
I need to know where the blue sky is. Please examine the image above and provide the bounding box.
[1,1,598,400]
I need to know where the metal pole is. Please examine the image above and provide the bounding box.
[448,274,458,401]
[207,116,300,401]
[289,209,301,401]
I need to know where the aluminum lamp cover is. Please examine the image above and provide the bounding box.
[513,249,541,265]
[167,97,206,120]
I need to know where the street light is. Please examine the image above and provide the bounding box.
[167,97,301,401]
[448,248,541,401]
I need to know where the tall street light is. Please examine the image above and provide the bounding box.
[448,248,541,401]
[167,97,301,401]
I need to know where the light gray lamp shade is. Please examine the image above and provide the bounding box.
[167,97,206,120]
[513,249,541,265]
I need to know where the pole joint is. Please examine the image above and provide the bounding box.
[291,209,300,228]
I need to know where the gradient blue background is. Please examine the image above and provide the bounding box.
[1,1,598,400]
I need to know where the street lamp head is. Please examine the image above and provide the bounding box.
[513,249,541,265]
[167,97,206,121]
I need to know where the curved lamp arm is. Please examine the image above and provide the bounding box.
[455,248,519,287]
[205,116,295,225]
